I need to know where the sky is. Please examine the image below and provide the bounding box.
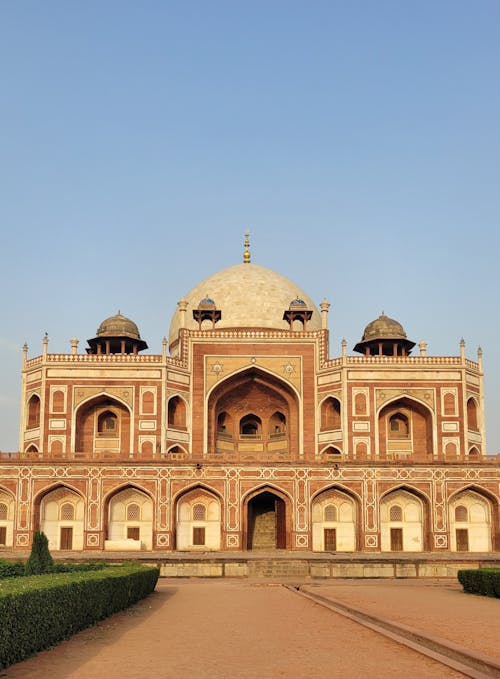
[0,1,499,453]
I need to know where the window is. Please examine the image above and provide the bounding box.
[193,503,206,521]
[60,503,74,521]
[27,395,41,428]
[0,504,7,520]
[98,410,118,436]
[389,505,403,521]
[239,414,261,437]
[388,413,409,438]
[193,526,205,545]
[321,398,341,431]
[168,397,186,429]
[324,505,337,522]
[455,505,468,522]
[127,503,140,521]
[127,526,140,540]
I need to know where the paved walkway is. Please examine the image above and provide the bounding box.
[4,579,492,678]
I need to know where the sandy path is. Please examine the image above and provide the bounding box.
[3,580,463,679]
[305,579,500,659]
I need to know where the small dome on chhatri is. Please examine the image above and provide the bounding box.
[97,312,142,340]
[361,312,407,342]
[289,297,308,309]
[198,297,217,309]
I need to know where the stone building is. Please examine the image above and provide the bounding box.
[2,235,498,554]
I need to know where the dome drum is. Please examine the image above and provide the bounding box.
[354,313,415,357]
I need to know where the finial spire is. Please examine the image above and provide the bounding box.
[243,230,251,264]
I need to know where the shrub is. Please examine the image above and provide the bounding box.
[0,560,25,579]
[0,563,159,669]
[457,568,500,597]
[24,531,54,575]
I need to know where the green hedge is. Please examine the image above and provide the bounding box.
[457,568,500,598]
[0,564,159,669]
[0,559,25,578]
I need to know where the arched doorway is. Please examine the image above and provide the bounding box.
[449,490,492,552]
[175,488,221,551]
[106,487,153,550]
[380,489,426,552]
[311,489,357,552]
[39,487,85,550]
[246,491,286,550]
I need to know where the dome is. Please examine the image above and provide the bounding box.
[97,313,142,340]
[169,263,321,349]
[360,313,407,342]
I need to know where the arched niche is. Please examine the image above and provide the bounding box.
[380,488,428,552]
[449,489,492,552]
[106,486,153,550]
[378,397,433,460]
[244,487,289,550]
[311,488,357,552]
[0,490,15,547]
[168,396,187,429]
[38,486,85,551]
[75,395,131,458]
[207,368,299,459]
[175,487,221,551]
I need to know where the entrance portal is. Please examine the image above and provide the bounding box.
[247,492,286,550]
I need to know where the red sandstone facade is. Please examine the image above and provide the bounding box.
[1,241,498,553]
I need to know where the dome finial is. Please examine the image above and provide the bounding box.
[243,230,251,264]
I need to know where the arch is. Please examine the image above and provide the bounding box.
[105,485,154,550]
[443,392,455,416]
[208,367,300,459]
[467,397,479,432]
[378,396,434,460]
[74,394,131,458]
[27,394,41,428]
[449,489,492,552]
[38,485,85,551]
[141,390,155,415]
[24,444,39,456]
[166,444,188,457]
[311,487,358,552]
[244,487,288,550]
[320,445,342,458]
[168,395,187,429]
[52,389,65,413]
[320,396,341,431]
[175,485,222,551]
[388,412,409,438]
[0,489,15,547]
[380,488,427,552]
[354,392,367,415]
[468,445,480,459]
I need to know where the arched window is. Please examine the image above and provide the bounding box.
[324,505,337,522]
[52,390,65,413]
[27,395,41,428]
[270,411,286,435]
[168,396,187,429]
[193,504,206,521]
[469,447,480,458]
[455,505,468,522]
[240,414,261,437]
[217,412,233,437]
[388,413,409,438]
[443,392,455,416]
[142,391,155,415]
[60,503,75,521]
[97,410,117,436]
[389,505,403,521]
[354,393,367,415]
[127,503,140,521]
[0,503,7,520]
[321,398,341,431]
[467,398,479,432]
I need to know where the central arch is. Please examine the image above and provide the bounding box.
[207,367,299,460]
[244,488,288,550]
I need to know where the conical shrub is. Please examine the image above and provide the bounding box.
[25,531,54,575]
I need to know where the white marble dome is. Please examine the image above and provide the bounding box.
[169,263,321,350]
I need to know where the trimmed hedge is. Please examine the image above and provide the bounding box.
[0,559,25,579]
[457,568,500,598]
[0,563,159,669]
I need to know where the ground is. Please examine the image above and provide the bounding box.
[2,579,498,678]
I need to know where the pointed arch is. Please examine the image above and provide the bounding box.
[27,394,41,428]
[174,484,222,551]
[35,484,85,551]
[320,396,341,431]
[380,486,429,552]
[377,396,434,460]
[467,397,479,432]
[74,394,131,458]
[449,487,495,552]
[104,483,154,551]
[311,485,359,552]
[243,484,291,551]
[168,395,187,429]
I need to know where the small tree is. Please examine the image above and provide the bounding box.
[25,531,54,575]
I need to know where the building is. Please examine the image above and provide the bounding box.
[2,235,498,554]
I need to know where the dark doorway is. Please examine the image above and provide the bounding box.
[324,528,337,551]
[456,528,469,552]
[247,492,286,550]
[60,527,73,550]
[0,527,6,546]
[127,526,140,540]
[390,527,403,551]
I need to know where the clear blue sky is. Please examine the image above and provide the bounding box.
[1,1,499,452]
